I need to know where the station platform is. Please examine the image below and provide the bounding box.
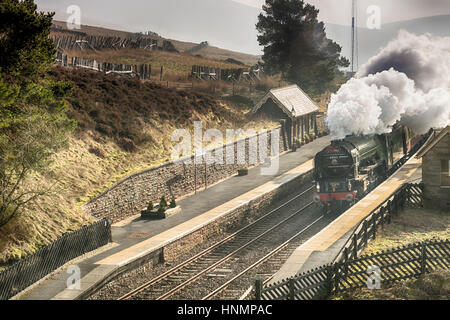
[269,155,423,284]
[15,136,331,300]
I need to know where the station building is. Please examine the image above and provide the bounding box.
[416,126,450,211]
[251,85,320,149]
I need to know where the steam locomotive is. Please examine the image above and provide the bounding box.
[313,126,420,213]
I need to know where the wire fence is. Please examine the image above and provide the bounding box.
[0,218,111,300]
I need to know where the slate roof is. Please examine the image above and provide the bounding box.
[252,85,319,118]
[416,126,450,158]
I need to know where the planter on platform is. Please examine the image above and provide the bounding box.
[238,168,249,176]
[141,205,181,220]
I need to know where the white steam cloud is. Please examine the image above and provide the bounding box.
[326,31,450,140]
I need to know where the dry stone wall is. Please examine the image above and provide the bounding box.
[83,127,288,222]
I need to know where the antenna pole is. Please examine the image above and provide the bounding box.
[351,0,358,73]
[351,0,355,72]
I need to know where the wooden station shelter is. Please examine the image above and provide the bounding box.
[251,85,319,148]
[416,126,450,211]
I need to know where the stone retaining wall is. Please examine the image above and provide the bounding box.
[83,126,288,222]
[163,170,314,262]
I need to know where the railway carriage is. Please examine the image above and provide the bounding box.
[313,126,420,213]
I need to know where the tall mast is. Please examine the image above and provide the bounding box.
[351,0,358,73]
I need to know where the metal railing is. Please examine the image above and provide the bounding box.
[0,218,111,300]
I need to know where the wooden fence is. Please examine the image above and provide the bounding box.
[254,183,449,300]
[51,35,178,53]
[55,52,152,80]
[333,183,424,265]
[256,239,449,300]
[0,218,111,300]
[191,65,261,82]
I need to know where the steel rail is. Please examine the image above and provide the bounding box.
[118,185,314,300]
[155,201,315,300]
[202,215,324,300]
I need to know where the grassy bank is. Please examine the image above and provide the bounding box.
[0,67,276,266]
[335,269,450,300]
[332,207,449,300]
[361,207,449,254]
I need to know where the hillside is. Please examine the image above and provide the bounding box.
[0,66,275,266]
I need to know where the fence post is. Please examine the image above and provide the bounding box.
[343,249,349,276]
[289,278,295,300]
[387,201,392,224]
[363,221,368,246]
[352,236,358,258]
[255,278,263,300]
[107,219,113,243]
[420,242,427,275]
[400,186,406,208]
[326,264,334,298]
[372,214,377,240]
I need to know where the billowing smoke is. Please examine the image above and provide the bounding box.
[326,31,450,140]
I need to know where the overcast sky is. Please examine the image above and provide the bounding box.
[35,0,450,55]
[37,0,450,27]
[232,0,450,26]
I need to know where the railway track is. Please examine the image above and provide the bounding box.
[118,185,317,300]
[203,215,324,300]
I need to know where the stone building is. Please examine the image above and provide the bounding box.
[251,85,319,149]
[416,126,450,211]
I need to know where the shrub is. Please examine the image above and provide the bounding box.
[117,137,137,152]
[169,197,176,208]
[88,146,105,158]
[158,196,167,213]
[147,201,154,212]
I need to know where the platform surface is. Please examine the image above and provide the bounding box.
[270,156,423,284]
[15,136,330,300]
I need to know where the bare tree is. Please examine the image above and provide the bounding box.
[0,106,70,227]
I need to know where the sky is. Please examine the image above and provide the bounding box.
[35,0,450,55]
[231,0,450,26]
